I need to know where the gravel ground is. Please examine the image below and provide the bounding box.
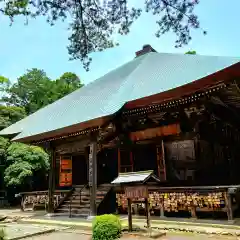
[25,230,239,240]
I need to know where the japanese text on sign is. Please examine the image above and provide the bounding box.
[125,186,148,199]
[89,145,93,186]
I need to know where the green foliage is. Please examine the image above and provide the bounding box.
[92,214,121,240]
[0,0,204,71]
[58,72,82,88]
[54,72,84,100]
[0,228,6,240]
[0,76,10,94]
[0,105,26,130]
[3,69,53,114]
[185,50,197,55]
[3,141,49,188]
[0,137,10,164]
[0,70,81,191]
[3,69,83,115]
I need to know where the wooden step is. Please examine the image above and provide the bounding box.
[55,185,111,216]
[61,204,91,209]
[56,208,90,215]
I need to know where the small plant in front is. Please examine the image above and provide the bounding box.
[92,214,121,240]
[0,228,6,240]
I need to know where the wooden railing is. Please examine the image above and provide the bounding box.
[18,190,71,211]
[69,184,88,217]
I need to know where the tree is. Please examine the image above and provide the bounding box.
[58,72,82,88]
[3,69,52,114]
[185,50,197,55]
[54,72,84,100]
[1,0,205,70]
[0,105,26,130]
[3,69,82,115]
[0,76,10,94]
[2,138,49,190]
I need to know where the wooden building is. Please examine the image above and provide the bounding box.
[1,45,240,220]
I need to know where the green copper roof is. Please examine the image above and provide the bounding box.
[0,52,239,142]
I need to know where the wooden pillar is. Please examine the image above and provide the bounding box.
[48,145,55,213]
[127,198,133,232]
[190,206,197,219]
[161,140,166,181]
[145,198,150,228]
[89,141,97,217]
[156,140,166,181]
[118,148,121,174]
[85,146,89,183]
[225,191,234,222]
[156,146,161,178]
[130,151,133,172]
[160,197,165,218]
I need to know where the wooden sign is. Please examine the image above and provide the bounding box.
[59,173,72,187]
[89,146,93,187]
[88,142,97,187]
[59,156,72,187]
[60,159,72,170]
[130,123,180,141]
[125,186,148,199]
[125,186,150,232]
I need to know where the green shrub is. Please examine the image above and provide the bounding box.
[0,229,6,240]
[92,214,121,240]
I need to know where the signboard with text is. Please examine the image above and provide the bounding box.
[88,143,95,186]
[125,186,148,199]
[59,156,72,187]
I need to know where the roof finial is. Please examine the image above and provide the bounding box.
[135,44,157,57]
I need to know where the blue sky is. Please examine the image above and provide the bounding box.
[0,0,240,85]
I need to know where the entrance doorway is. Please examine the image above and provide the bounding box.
[97,149,118,185]
[133,144,158,176]
[72,154,88,186]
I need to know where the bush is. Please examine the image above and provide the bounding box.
[0,229,6,240]
[92,214,121,240]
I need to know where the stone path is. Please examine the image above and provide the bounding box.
[25,231,91,240]
[0,223,64,240]
[24,231,239,240]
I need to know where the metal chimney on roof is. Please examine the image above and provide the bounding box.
[135,44,157,57]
